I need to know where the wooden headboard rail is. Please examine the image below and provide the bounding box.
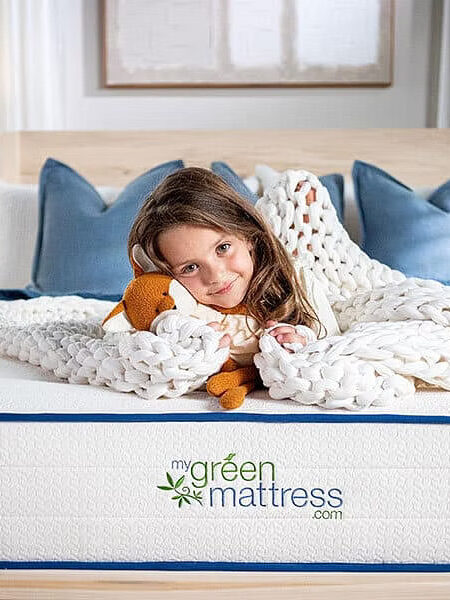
[1,129,449,187]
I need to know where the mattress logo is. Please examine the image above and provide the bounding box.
[157,452,343,517]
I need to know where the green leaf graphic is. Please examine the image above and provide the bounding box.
[157,471,204,507]
[175,476,185,488]
[224,453,236,461]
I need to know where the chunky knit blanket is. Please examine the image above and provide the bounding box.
[1,170,450,410]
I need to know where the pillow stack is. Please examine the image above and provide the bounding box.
[1,157,447,301]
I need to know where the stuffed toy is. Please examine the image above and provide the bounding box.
[102,244,264,409]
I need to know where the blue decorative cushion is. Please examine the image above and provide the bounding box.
[210,161,259,205]
[318,174,344,223]
[352,160,450,285]
[0,158,184,301]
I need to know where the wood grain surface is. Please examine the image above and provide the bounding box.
[1,129,449,186]
[0,570,449,599]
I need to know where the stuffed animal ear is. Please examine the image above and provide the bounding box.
[131,244,158,277]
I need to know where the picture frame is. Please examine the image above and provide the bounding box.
[102,0,394,88]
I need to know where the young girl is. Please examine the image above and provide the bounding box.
[127,167,339,358]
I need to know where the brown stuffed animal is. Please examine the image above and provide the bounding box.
[102,245,263,409]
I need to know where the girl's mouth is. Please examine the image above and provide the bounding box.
[214,279,236,295]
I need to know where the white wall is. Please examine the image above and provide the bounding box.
[68,0,434,130]
[0,0,8,132]
[0,0,439,130]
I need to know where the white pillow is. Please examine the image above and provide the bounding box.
[254,164,282,191]
[242,175,260,196]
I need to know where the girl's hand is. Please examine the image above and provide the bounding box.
[207,321,231,349]
[265,320,307,353]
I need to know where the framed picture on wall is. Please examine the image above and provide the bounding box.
[102,0,394,88]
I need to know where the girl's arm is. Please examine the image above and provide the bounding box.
[300,268,340,337]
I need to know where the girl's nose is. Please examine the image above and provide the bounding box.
[204,263,226,285]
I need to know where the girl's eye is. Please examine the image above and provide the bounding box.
[182,264,197,274]
[180,243,231,274]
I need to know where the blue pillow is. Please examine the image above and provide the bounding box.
[210,161,259,205]
[0,158,184,301]
[318,174,344,223]
[352,160,450,285]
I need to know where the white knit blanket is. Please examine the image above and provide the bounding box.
[0,298,229,400]
[1,170,450,410]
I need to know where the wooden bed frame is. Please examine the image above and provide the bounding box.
[0,128,449,598]
[1,128,450,186]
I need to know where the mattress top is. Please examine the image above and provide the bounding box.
[0,356,449,422]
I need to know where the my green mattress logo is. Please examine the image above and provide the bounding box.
[157,452,344,517]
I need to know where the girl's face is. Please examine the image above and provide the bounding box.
[157,225,254,308]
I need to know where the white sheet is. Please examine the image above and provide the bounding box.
[1,355,449,416]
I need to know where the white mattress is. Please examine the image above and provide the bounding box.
[0,355,449,572]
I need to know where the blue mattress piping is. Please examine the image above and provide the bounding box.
[0,412,448,423]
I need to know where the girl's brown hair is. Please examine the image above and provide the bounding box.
[128,167,324,336]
